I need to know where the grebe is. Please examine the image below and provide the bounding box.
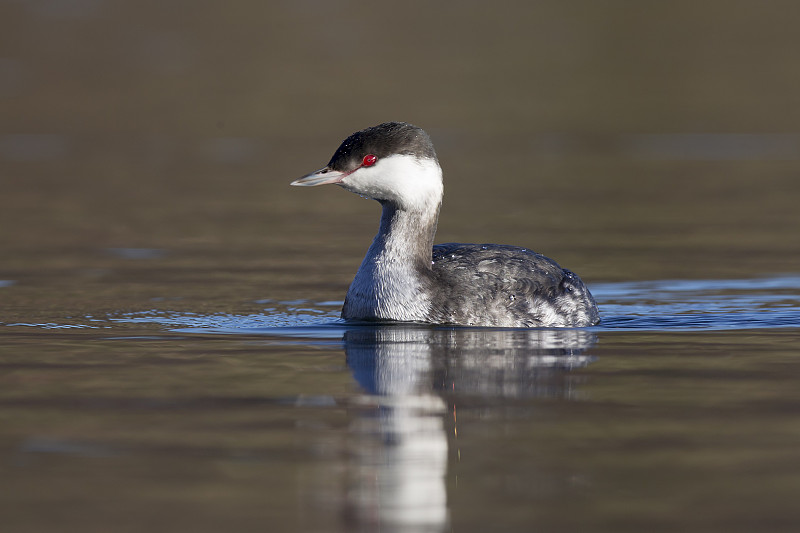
[291,122,599,327]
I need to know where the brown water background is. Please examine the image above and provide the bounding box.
[2,2,800,532]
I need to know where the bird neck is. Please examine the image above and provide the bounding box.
[369,199,440,271]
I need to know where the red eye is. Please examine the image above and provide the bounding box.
[362,154,377,167]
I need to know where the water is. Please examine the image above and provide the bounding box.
[2,277,800,532]
[3,1,800,532]
[99,275,800,334]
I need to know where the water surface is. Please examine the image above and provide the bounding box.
[2,276,800,532]
[3,2,800,532]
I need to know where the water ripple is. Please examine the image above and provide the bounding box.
[6,276,799,334]
[108,276,800,334]
[591,275,800,331]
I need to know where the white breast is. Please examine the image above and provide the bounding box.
[343,250,432,322]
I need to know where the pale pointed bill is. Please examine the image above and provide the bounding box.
[290,167,345,187]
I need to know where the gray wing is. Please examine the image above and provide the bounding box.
[428,243,599,327]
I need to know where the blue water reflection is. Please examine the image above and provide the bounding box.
[105,275,800,334]
[592,275,800,330]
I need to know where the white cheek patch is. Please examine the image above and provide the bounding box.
[341,154,443,211]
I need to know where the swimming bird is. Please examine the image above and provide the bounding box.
[291,122,599,327]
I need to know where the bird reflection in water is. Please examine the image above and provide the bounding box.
[339,326,596,532]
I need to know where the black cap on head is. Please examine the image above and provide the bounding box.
[328,122,437,172]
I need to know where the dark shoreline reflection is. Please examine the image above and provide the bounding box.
[337,326,597,533]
